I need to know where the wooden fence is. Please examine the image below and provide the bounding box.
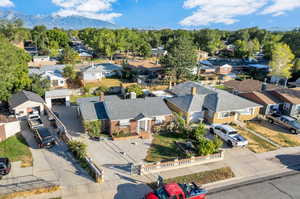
[139,151,224,175]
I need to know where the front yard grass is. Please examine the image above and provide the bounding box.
[0,133,32,167]
[247,121,300,147]
[84,78,123,88]
[235,126,279,153]
[148,167,234,189]
[145,132,187,162]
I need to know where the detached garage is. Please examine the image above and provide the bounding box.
[8,91,45,118]
[45,89,72,109]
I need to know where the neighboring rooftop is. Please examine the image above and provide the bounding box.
[272,88,300,104]
[224,79,278,93]
[82,63,122,73]
[45,89,73,98]
[9,91,45,108]
[169,81,215,96]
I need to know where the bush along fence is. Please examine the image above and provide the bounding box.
[45,106,104,183]
[139,151,224,175]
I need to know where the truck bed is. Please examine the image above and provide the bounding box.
[28,119,43,128]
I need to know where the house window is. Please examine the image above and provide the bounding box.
[119,119,130,127]
[283,103,290,111]
[155,116,165,124]
[219,112,231,118]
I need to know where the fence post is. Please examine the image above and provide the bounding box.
[190,156,195,163]
[156,162,161,169]
[174,158,179,166]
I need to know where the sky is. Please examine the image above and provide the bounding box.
[1,0,300,29]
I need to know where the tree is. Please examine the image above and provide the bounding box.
[269,43,295,79]
[191,123,206,142]
[126,85,143,97]
[160,37,198,82]
[138,41,152,58]
[0,36,31,101]
[68,140,87,160]
[197,137,216,156]
[28,74,51,96]
[61,47,79,64]
[63,65,76,80]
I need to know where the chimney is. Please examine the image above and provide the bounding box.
[191,87,197,96]
[99,92,105,102]
[168,81,172,89]
[130,92,137,99]
[261,83,267,91]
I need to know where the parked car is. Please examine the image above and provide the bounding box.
[266,113,300,134]
[33,127,56,148]
[27,113,43,130]
[145,182,207,199]
[210,124,248,147]
[0,158,11,176]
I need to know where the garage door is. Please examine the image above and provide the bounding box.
[51,98,66,105]
[190,111,204,123]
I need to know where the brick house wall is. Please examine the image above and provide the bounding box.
[109,114,174,137]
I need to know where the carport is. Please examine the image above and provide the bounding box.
[45,89,72,109]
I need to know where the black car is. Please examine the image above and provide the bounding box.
[34,127,56,148]
[0,158,11,176]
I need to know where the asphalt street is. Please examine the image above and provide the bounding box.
[208,170,300,199]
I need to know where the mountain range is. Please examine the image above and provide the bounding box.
[0,10,118,29]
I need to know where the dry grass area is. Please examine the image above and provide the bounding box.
[235,126,278,153]
[0,186,60,199]
[148,167,234,189]
[247,121,300,147]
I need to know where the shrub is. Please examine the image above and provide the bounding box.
[126,85,144,97]
[68,140,87,160]
[191,123,206,141]
[84,121,101,138]
[197,137,221,156]
[94,85,109,95]
[83,85,92,94]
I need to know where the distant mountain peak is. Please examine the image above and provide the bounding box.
[0,10,118,29]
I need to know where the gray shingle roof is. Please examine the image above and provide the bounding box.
[80,102,108,121]
[169,81,215,96]
[9,91,45,108]
[166,82,261,113]
[166,95,205,112]
[104,97,172,120]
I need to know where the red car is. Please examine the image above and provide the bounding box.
[145,182,207,199]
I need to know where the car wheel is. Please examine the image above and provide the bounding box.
[290,129,297,134]
[210,128,215,134]
[228,140,233,147]
[268,119,274,124]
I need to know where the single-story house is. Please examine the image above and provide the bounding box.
[166,81,262,124]
[78,94,173,138]
[42,71,66,88]
[224,79,278,94]
[152,47,167,57]
[215,64,232,75]
[29,65,67,88]
[81,63,122,82]
[239,91,282,115]
[33,56,50,62]
[8,91,45,118]
[269,88,300,118]
[79,52,93,60]
[0,114,21,142]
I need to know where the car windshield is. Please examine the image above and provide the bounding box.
[154,188,169,199]
[228,131,238,135]
[292,121,300,129]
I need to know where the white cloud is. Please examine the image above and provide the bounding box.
[180,0,300,26]
[0,0,14,7]
[52,0,121,22]
[261,0,300,16]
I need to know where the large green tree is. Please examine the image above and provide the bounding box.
[28,74,51,96]
[160,37,198,82]
[269,43,295,79]
[0,36,31,101]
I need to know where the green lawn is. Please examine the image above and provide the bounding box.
[0,133,32,167]
[214,85,229,91]
[148,167,235,189]
[70,94,96,103]
[145,132,187,162]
